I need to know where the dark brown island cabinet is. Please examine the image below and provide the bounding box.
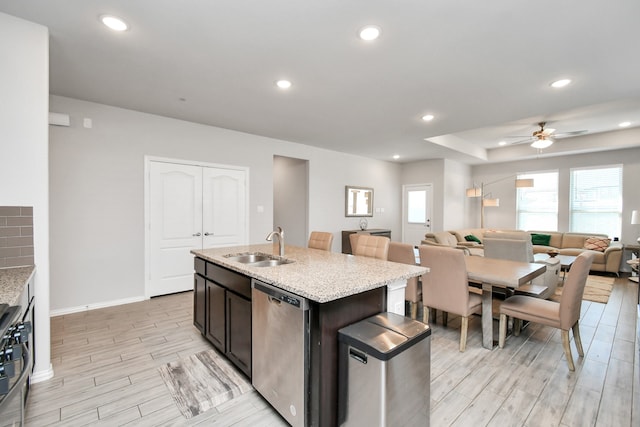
[194,257,252,377]
[194,255,386,426]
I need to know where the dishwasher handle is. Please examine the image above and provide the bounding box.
[252,280,308,310]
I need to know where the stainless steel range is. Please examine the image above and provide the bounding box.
[0,303,32,426]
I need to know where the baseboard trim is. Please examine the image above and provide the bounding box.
[31,363,54,383]
[50,296,148,317]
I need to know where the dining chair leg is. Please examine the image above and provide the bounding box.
[460,316,468,352]
[498,314,507,348]
[442,311,448,326]
[409,302,418,320]
[428,308,435,324]
[561,329,576,371]
[423,308,429,324]
[514,319,522,336]
[572,322,584,357]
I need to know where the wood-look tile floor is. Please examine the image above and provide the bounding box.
[25,277,639,426]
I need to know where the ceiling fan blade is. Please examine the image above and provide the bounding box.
[508,137,534,145]
[552,130,588,138]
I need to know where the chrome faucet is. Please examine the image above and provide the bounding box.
[266,226,285,257]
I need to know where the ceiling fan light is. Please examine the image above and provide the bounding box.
[531,138,553,149]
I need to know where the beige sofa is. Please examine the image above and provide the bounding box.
[526,231,622,275]
[421,231,485,256]
[427,228,622,274]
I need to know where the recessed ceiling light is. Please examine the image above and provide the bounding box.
[421,114,434,122]
[276,80,292,89]
[359,25,381,41]
[550,79,571,88]
[498,141,507,146]
[619,121,631,127]
[392,154,400,160]
[100,15,128,31]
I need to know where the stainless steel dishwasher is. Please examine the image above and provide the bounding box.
[252,279,309,427]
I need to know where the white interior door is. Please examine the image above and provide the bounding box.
[148,160,249,297]
[202,167,247,247]
[149,162,203,297]
[402,184,433,245]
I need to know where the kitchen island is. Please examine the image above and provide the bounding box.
[192,243,426,427]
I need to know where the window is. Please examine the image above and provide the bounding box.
[517,171,558,231]
[407,189,426,223]
[570,165,622,238]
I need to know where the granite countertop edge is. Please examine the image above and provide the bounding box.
[0,265,36,306]
[192,244,427,303]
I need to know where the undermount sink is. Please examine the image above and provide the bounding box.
[248,258,295,267]
[225,253,272,264]
[224,252,294,267]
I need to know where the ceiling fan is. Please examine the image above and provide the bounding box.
[508,122,588,149]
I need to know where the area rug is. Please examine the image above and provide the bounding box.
[551,274,614,304]
[158,349,253,419]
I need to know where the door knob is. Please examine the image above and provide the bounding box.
[192,232,201,237]
[204,232,213,236]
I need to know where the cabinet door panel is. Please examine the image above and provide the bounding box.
[205,280,226,352]
[226,292,252,377]
[193,274,206,334]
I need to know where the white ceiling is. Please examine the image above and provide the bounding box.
[3,0,640,164]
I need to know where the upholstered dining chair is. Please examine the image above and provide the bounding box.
[418,245,482,352]
[349,234,390,260]
[388,242,421,319]
[308,231,333,251]
[498,252,595,371]
[483,235,561,300]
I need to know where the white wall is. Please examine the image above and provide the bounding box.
[49,96,402,312]
[470,139,640,245]
[0,13,52,381]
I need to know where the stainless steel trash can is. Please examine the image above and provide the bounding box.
[338,312,431,426]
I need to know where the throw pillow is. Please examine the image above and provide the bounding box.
[464,234,482,244]
[531,233,551,246]
[584,237,611,252]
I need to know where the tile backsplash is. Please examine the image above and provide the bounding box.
[0,206,34,268]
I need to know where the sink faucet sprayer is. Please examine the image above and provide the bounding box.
[266,226,285,257]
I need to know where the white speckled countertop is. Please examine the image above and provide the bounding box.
[192,244,426,303]
[0,265,35,306]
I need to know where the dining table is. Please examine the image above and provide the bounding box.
[464,256,546,349]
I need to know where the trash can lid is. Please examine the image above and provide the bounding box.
[367,312,431,340]
[338,320,408,360]
[338,312,431,361]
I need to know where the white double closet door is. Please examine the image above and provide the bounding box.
[148,160,247,297]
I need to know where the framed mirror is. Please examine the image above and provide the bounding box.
[345,185,373,217]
